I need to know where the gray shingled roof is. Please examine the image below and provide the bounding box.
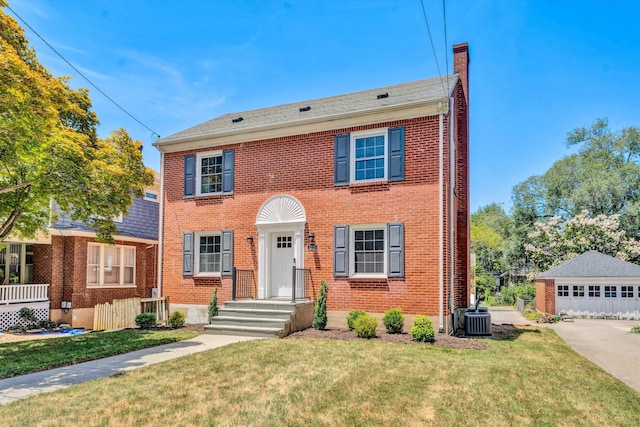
[537,251,640,278]
[156,74,458,145]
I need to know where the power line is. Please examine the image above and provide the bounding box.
[443,0,450,98]
[6,5,161,141]
[420,0,447,98]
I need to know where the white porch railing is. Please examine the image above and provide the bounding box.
[0,284,50,305]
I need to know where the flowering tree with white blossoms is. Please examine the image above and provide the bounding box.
[525,211,640,273]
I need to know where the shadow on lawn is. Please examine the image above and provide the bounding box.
[490,324,541,341]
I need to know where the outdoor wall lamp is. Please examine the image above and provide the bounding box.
[247,235,254,244]
[308,232,315,243]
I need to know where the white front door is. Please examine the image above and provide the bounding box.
[270,233,294,298]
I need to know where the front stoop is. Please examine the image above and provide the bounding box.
[204,300,315,338]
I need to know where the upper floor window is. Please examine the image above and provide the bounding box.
[197,151,223,196]
[334,126,404,186]
[144,191,159,202]
[352,131,387,182]
[87,243,135,287]
[184,150,235,197]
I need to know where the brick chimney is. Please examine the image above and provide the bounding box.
[453,42,469,104]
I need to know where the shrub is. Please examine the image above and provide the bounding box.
[208,287,219,323]
[382,307,405,334]
[346,309,366,330]
[169,311,186,328]
[38,320,58,330]
[353,314,377,339]
[312,280,329,330]
[410,315,435,343]
[135,313,157,329]
[631,325,640,334]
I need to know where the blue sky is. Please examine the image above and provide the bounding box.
[6,0,640,213]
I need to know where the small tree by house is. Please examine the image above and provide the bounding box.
[208,287,219,323]
[312,280,329,330]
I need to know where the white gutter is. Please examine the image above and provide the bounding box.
[438,106,444,333]
[156,151,165,298]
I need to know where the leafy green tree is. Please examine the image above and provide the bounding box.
[471,203,510,275]
[0,1,154,242]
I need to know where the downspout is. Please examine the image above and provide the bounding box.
[438,105,444,333]
[156,151,165,298]
[449,96,456,334]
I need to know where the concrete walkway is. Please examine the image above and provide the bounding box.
[0,334,258,405]
[489,307,640,393]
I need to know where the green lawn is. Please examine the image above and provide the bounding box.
[0,329,198,379]
[0,326,638,426]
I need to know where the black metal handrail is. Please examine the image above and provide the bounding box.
[291,267,311,302]
[232,267,254,300]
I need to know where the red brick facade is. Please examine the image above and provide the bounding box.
[159,45,470,325]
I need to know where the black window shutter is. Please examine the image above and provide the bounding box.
[222,149,234,194]
[388,126,405,181]
[221,230,233,275]
[184,155,196,197]
[334,134,350,185]
[387,222,404,277]
[333,225,349,276]
[182,232,194,275]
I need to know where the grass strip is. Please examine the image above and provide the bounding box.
[0,329,198,379]
[0,326,638,426]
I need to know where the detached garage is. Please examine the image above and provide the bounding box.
[536,251,640,320]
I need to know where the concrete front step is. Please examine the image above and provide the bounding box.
[204,324,283,338]
[210,315,288,330]
[223,300,309,312]
[204,300,315,338]
[218,307,292,320]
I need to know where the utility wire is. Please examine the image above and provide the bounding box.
[420,0,447,98]
[6,5,161,141]
[443,0,450,97]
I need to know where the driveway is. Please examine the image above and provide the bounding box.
[489,307,640,392]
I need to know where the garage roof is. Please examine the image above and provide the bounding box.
[538,251,640,278]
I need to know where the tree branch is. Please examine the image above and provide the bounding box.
[0,182,31,195]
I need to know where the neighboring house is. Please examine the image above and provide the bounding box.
[154,43,470,333]
[536,251,640,320]
[0,177,160,330]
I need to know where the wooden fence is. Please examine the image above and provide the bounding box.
[93,297,170,331]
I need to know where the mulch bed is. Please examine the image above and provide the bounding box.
[285,326,497,350]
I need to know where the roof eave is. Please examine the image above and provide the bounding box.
[153,98,450,153]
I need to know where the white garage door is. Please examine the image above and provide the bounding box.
[555,284,640,320]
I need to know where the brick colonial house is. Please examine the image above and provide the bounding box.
[0,180,160,330]
[154,43,470,333]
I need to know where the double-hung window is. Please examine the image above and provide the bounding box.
[184,150,235,197]
[333,223,404,278]
[334,126,405,185]
[197,151,223,196]
[353,131,386,182]
[87,243,135,287]
[182,230,234,276]
[353,227,386,274]
[196,233,222,275]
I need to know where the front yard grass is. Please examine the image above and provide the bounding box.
[0,329,198,379]
[1,326,638,426]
